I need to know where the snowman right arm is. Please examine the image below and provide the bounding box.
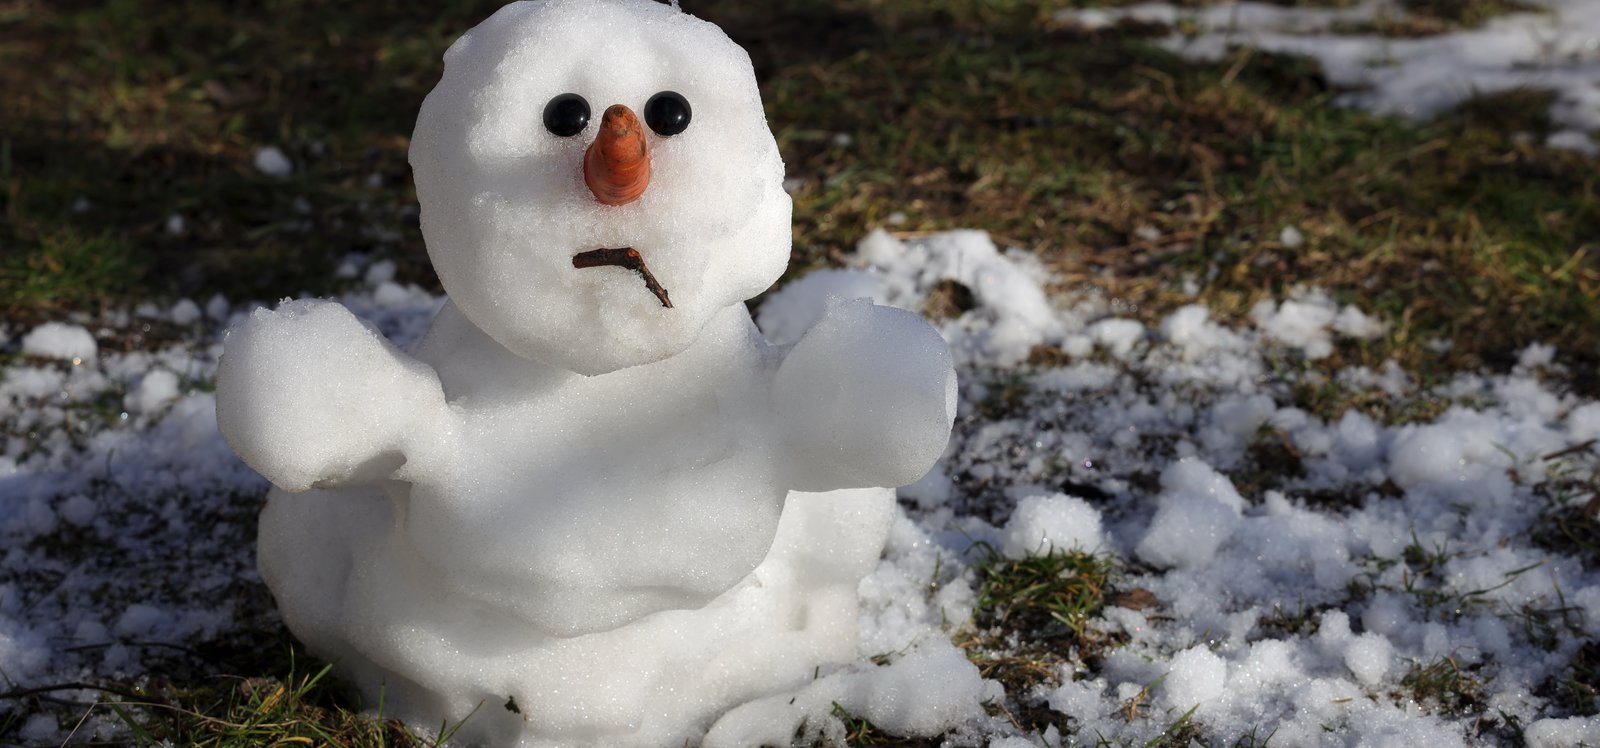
[772,298,956,492]
[217,299,454,492]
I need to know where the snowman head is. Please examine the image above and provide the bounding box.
[410,0,791,376]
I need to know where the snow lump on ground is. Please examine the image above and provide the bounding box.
[20,322,97,363]
[3,227,1600,746]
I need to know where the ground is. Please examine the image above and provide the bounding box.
[2,0,1599,746]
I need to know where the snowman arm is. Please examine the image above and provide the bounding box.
[217,299,453,492]
[772,298,956,492]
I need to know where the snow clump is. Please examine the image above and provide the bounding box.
[7,224,1600,745]
[1055,0,1600,152]
[253,146,293,177]
[1252,287,1386,359]
[21,322,97,362]
[1000,493,1107,558]
[760,228,1065,366]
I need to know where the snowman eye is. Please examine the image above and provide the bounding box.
[542,93,590,137]
[644,91,691,137]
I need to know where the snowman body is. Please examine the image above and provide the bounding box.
[218,1,956,744]
[249,301,920,746]
[370,300,787,639]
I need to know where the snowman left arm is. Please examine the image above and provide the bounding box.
[773,298,957,492]
[217,300,455,492]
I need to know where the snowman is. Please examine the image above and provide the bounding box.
[216,0,955,744]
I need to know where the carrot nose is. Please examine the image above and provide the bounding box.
[583,104,650,206]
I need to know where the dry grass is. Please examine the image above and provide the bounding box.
[4,0,1597,394]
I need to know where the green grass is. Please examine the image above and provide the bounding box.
[1398,655,1486,716]
[4,0,1598,393]
[974,545,1117,639]
[0,229,140,312]
[17,648,476,747]
[960,546,1120,736]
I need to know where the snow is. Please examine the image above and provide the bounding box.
[1055,0,1600,153]
[169,298,202,325]
[1089,317,1146,360]
[18,714,56,742]
[20,322,97,362]
[13,220,1598,745]
[58,494,97,527]
[854,228,1066,366]
[1162,645,1228,711]
[361,258,396,286]
[124,369,180,414]
[1000,493,1106,558]
[253,146,293,177]
[1526,716,1600,747]
[756,268,887,345]
[706,638,994,746]
[1135,471,1242,570]
[1252,287,1385,360]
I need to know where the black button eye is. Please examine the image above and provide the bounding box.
[644,91,691,137]
[542,93,590,137]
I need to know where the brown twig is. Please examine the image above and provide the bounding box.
[572,247,673,308]
[1544,439,1599,462]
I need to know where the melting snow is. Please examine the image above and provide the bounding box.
[3,227,1599,745]
[253,146,294,178]
[1057,0,1600,153]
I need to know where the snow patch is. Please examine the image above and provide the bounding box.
[21,323,97,362]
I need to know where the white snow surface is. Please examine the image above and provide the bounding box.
[253,146,293,177]
[7,225,1600,746]
[1056,0,1600,153]
[20,322,98,362]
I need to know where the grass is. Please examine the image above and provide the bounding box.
[0,643,474,747]
[0,229,141,312]
[1324,507,1589,729]
[1401,0,1540,27]
[1531,453,1600,566]
[1286,369,1478,428]
[974,545,1117,639]
[107,654,473,747]
[960,546,1121,737]
[4,0,1598,394]
[1347,530,1573,651]
[1398,655,1486,716]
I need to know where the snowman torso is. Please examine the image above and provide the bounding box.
[400,301,786,636]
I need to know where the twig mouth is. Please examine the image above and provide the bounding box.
[571,247,673,308]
